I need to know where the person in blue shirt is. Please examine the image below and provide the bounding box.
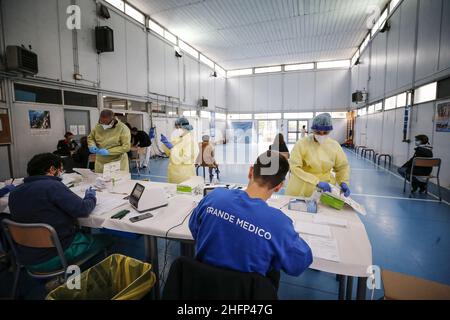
[8,153,112,272]
[0,184,15,198]
[189,150,313,286]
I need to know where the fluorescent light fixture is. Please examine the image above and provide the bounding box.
[200,54,214,69]
[414,82,437,104]
[283,112,314,119]
[254,113,282,120]
[385,96,397,110]
[227,114,252,120]
[351,50,360,66]
[331,112,347,119]
[390,0,401,12]
[317,60,350,69]
[164,31,177,45]
[179,40,198,58]
[254,66,282,74]
[124,3,145,24]
[148,19,164,37]
[215,65,226,78]
[215,113,226,120]
[105,0,124,11]
[200,111,211,119]
[284,63,314,71]
[227,69,253,77]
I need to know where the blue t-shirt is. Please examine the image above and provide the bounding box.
[189,188,312,277]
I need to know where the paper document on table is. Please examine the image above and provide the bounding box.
[327,185,366,216]
[294,221,331,238]
[73,168,97,182]
[302,235,340,262]
[267,195,291,209]
[91,195,128,216]
[313,215,348,228]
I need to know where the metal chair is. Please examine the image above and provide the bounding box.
[130,147,148,176]
[1,219,102,299]
[356,146,366,157]
[403,158,442,201]
[377,154,392,167]
[362,149,375,160]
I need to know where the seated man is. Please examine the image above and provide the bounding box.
[195,135,219,182]
[398,134,433,193]
[189,150,312,287]
[8,153,111,272]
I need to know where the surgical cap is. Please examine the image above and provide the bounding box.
[311,113,333,131]
[175,116,193,131]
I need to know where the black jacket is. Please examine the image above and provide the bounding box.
[401,145,433,176]
[162,256,278,300]
[55,139,78,156]
[72,146,90,168]
[269,142,289,153]
[132,131,151,148]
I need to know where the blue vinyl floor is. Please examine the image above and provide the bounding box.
[1,145,449,300]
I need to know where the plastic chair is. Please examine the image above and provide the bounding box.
[403,158,442,201]
[1,219,104,299]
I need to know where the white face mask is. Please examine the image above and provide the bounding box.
[101,123,113,130]
[415,140,422,147]
[314,134,329,144]
[171,128,184,140]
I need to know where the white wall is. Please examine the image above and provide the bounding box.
[227,69,350,112]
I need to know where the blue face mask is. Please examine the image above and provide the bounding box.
[415,140,421,147]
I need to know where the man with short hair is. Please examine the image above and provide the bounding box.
[131,127,151,169]
[87,109,131,173]
[8,153,111,272]
[189,151,312,285]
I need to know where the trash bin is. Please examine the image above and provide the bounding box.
[46,254,156,300]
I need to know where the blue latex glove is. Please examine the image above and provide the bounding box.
[160,134,173,149]
[317,181,331,193]
[89,146,98,154]
[85,187,96,199]
[340,183,351,197]
[0,184,15,197]
[97,148,109,156]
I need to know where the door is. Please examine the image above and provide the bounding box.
[257,120,278,144]
[64,109,91,142]
[287,120,309,144]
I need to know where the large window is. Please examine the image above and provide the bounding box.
[179,40,198,59]
[284,112,314,119]
[103,96,127,110]
[285,63,314,71]
[254,113,282,120]
[124,3,145,24]
[254,66,282,74]
[14,83,62,104]
[227,69,253,77]
[317,60,350,69]
[128,100,147,112]
[287,120,308,144]
[64,91,97,108]
[227,114,252,120]
[414,82,437,104]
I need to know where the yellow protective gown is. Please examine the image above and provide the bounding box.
[87,120,131,173]
[163,131,199,184]
[286,135,350,197]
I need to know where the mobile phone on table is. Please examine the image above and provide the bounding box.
[129,212,153,223]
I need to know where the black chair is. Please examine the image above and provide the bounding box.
[403,158,442,201]
[162,256,278,300]
[362,149,375,160]
[377,154,392,167]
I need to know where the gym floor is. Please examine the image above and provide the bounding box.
[1,145,449,299]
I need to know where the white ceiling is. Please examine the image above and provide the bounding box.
[128,0,389,70]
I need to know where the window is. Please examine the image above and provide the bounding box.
[103,96,127,109]
[124,3,145,24]
[284,112,314,119]
[357,108,367,116]
[215,65,226,78]
[331,112,347,119]
[385,96,397,110]
[254,66,282,74]
[179,40,198,58]
[367,105,375,114]
[414,82,437,104]
[227,69,253,77]
[215,113,226,120]
[64,91,97,108]
[128,100,147,112]
[164,31,177,45]
[287,120,309,144]
[351,50,360,66]
[360,33,371,53]
[317,60,350,69]
[14,84,62,104]
[148,20,164,37]
[371,9,388,37]
[200,54,214,69]
[285,63,314,71]
[167,111,178,117]
[390,0,401,13]
[396,92,408,108]
[200,111,211,119]
[437,77,450,100]
[105,0,124,11]
[182,110,197,117]
[227,114,252,120]
[374,102,383,112]
[254,113,282,120]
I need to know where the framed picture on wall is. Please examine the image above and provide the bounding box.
[436,100,450,132]
[29,110,51,129]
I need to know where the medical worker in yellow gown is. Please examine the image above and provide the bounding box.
[160,117,199,184]
[286,113,351,198]
[87,109,131,173]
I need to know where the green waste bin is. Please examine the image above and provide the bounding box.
[46,254,156,300]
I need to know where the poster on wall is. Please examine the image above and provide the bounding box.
[29,110,51,136]
[436,101,450,132]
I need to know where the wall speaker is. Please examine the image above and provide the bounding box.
[95,26,114,53]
